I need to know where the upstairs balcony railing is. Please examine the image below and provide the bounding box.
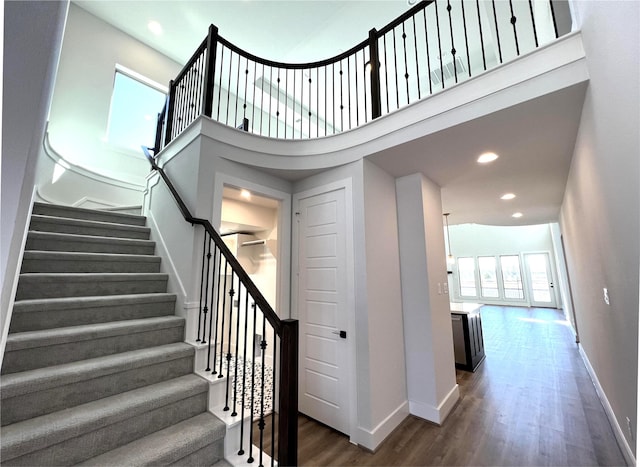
[153,0,566,152]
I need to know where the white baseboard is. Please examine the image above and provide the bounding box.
[409,383,460,425]
[578,344,635,466]
[354,400,410,451]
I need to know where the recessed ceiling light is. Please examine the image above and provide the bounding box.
[501,193,516,200]
[477,152,499,164]
[240,189,251,200]
[148,20,163,35]
[512,212,523,218]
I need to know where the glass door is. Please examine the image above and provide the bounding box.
[524,253,557,308]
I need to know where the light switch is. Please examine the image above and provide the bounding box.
[603,288,610,305]
[443,282,449,294]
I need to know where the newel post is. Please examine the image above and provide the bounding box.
[278,319,299,466]
[202,24,219,118]
[164,80,176,147]
[368,28,382,119]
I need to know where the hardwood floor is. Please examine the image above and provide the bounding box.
[256,306,628,466]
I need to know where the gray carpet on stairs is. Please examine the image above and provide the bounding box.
[0,202,226,466]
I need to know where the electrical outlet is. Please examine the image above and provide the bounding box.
[443,282,449,294]
[603,288,610,305]
[437,283,442,295]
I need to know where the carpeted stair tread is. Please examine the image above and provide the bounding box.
[78,412,225,466]
[32,202,146,226]
[9,293,176,332]
[29,214,151,239]
[0,374,208,463]
[25,230,155,254]
[1,343,194,399]
[15,272,169,300]
[5,316,184,351]
[21,250,161,273]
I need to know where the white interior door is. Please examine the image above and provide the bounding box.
[296,188,350,435]
[524,252,557,308]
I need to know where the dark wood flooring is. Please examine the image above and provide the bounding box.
[256,306,628,466]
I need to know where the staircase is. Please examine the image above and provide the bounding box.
[0,202,228,466]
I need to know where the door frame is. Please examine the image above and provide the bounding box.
[522,251,559,308]
[291,178,357,440]
[212,173,292,319]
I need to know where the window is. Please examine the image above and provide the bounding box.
[500,255,524,299]
[458,257,477,297]
[478,256,499,298]
[107,69,167,152]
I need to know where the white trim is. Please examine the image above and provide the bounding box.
[0,187,37,367]
[43,130,146,191]
[409,383,460,425]
[114,63,168,94]
[292,178,357,443]
[578,345,635,466]
[355,401,410,452]
[147,210,188,301]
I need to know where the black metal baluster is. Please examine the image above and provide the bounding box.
[206,245,218,371]
[509,0,520,56]
[383,34,390,112]
[216,46,225,121]
[232,281,242,417]
[402,22,410,104]
[212,249,223,375]
[447,1,458,83]
[243,59,249,123]
[412,17,421,100]
[260,64,265,136]
[347,59,352,129]
[268,66,273,137]
[225,51,233,126]
[316,67,320,136]
[308,72,312,138]
[258,314,267,467]
[218,260,229,378]
[234,53,241,127]
[238,288,250,456]
[276,68,281,138]
[492,0,503,63]
[435,0,445,88]
[324,65,328,136]
[461,0,471,77]
[353,54,359,127]
[423,9,433,95]
[300,69,304,137]
[476,0,487,70]
[224,273,235,411]
[247,302,257,464]
[363,49,368,122]
[201,235,212,347]
[284,69,288,139]
[549,0,559,38]
[196,231,207,342]
[528,0,539,48]
[252,61,257,135]
[339,61,344,132]
[270,330,277,467]
[392,27,400,107]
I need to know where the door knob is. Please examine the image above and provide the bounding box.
[332,330,347,339]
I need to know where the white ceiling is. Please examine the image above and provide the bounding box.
[74,0,586,227]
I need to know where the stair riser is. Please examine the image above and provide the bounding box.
[26,236,155,255]
[32,203,146,226]
[21,257,161,274]
[2,326,184,374]
[169,441,224,466]
[3,392,208,466]
[30,219,150,241]
[1,356,194,426]
[16,276,168,300]
[9,298,176,333]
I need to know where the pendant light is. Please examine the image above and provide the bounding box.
[443,213,455,267]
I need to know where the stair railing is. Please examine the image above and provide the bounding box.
[152,0,565,152]
[143,147,298,467]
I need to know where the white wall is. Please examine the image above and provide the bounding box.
[560,1,638,462]
[396,173,459,425]
[1,0,69,364]
[362,160,408,446]
[47,4,181,186]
